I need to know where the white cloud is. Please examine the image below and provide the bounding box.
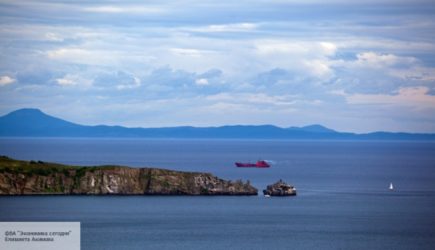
[189,23,258,33]
[0,76,16,86]
[195,78,209,85]
[48,48,97,60]
[170,48,213,58]
[255,40,336,57]
[44,32,64,42]
[255,41,309,55]
[56,78,75,86]
[116,77,141,90]
[319,42,337,56]
[345,86,435,108]
[303,60,333,78]
[329,51,435,95]
[92,71,142,90]
[82,6,165,14]
[46,47,148,67]
[253,40,337,78]
[134,77,141,85]
[336,38,435,54]
[392,65,435,81]
[56,74,91,87]
[206,93,296,107]
[355,52,417,68]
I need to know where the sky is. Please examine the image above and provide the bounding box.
[1,0,435,133]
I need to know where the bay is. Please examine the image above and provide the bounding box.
[1,138,435,249]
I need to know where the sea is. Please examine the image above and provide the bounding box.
[0,138,435,249]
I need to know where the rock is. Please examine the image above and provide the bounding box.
[0,156,258,196]
[263,179,296,196]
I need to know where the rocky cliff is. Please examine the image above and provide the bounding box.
[0,156,257,195]
[263,179,296,196]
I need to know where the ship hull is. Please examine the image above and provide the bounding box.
[235,161,270,168]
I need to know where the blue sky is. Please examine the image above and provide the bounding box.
[1,0,435,132]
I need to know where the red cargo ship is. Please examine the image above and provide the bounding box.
[235,160,270,168]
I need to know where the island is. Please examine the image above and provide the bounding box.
[0,156,257,196]
[263,179,297,196]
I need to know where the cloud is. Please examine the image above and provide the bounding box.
[47,48,112,66]
[55,74,91,87]
[117,77,141,90]
[195,69,223,86]
[44,32,64,42]
[0,76,16,86]
[199,69,222,79]
[330,52,435,95]
[255,41,336,56]
[56,78,75,86]
[255,41,308,55]
[141,66,228,97]
[345,86,435,108]
[250,66,332,97]
[195,78,209,85]
[170,48,214,58]
[93,71,141,90]
[253,40,337,78]
[1,1,435,132]
[355,52,417,68]
[82,6,165,14]
[206,92,297,107]
[187,23,258,33]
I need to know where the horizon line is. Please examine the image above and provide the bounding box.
[1,108,435,135]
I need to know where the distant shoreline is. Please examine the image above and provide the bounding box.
[1,137,435,142]
[1,109,434,140]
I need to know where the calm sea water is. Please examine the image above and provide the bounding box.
[1,138,435,249]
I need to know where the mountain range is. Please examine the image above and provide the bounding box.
[0,108,434,140]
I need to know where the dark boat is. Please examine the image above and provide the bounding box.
[235,160,270,168]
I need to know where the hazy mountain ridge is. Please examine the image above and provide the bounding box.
[0,108,434,140]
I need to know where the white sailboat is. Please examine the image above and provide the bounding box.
[389,182,394,191]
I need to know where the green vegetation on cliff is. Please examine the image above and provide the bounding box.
[0,156,257,196]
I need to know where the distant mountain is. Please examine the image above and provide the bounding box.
[0,108,434,140]
[288,124,336,133]
[0,108,82,136]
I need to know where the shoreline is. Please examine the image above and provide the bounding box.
[0,156,258,196]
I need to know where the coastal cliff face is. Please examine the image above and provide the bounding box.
[0,156,257,195]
